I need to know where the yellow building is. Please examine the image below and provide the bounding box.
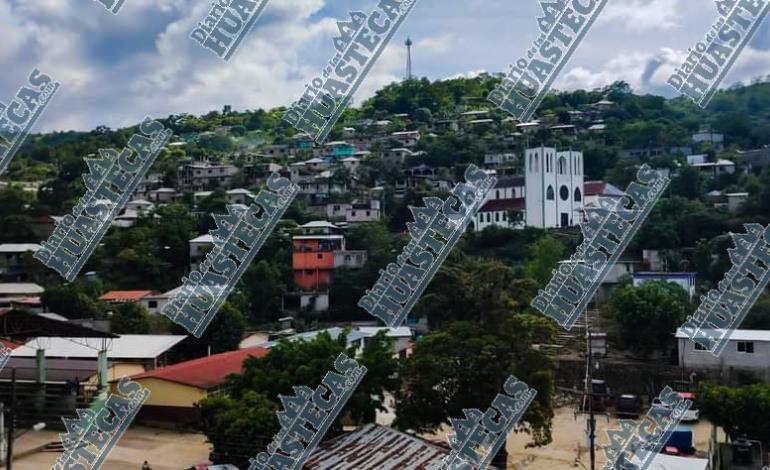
[111,346,268,426]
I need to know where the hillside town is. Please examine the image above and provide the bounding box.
[1,74,770,469]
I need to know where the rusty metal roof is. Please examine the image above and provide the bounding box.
[305,424,450,470]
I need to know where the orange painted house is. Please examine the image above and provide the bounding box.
[291,222,367,292]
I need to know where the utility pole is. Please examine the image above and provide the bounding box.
[586,316,596,470]
[6,368,15,470]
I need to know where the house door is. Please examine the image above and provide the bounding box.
[561,212,569,227]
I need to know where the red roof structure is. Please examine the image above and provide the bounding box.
[479,197,525,212]
[128,347,269,389]
[584,180,625,197]
[99,290,157,302]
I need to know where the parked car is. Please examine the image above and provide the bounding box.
[615,394,642,418]
[652,391,700,422]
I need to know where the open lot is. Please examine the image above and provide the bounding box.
[10,406,718,469]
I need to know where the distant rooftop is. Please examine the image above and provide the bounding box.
[0,244,42,253]
[0,283,44,295]
[100,290,157,302]
[12,335,187,360]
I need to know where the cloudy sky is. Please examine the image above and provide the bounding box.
[2,0,769,132]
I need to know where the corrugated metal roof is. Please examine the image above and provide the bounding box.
[11,335,187,359]
[304,424,450,469]
[0,244,42,253]
[0,283,44,295]
[676,329,770,342]
[357,327,412,338]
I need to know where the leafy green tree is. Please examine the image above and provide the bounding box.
[610,281,691,356]
[41,284,102,319]
[395,318,556,462]
[742,292,770,329]
[241,260,286,325]
[199,392,279,464]
[525,236,566,286]
[696,382,770,447]
[110,302,152,334]
[201,302,248,353]
[200,331,398,466]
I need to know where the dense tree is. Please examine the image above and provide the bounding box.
[525,236,566,286]
[41,283,103,319]
[696,382,770,447]
[110,302,152,334]
[395,318,556,456]
[610,281,691,356]
[200,331,399,467]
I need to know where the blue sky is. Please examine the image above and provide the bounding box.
[1,0,769,132]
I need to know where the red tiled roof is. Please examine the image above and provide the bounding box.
[99,290,157,302]
[127,347,269,389]
[479,198,525,212]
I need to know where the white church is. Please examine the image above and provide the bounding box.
[524,146,584,228]
[474,146,600,231]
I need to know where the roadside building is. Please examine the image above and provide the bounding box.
[676,329,770,383]
[118,346,268,426]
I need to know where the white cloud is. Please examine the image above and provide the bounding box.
[599,0,683,32]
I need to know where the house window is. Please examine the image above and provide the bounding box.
[366,211,370,216]
[486,213,491,222]
[496,190,500,199]
[574,188,582,202]
[558,156,567,175]
[502,212,507,220]
[546,186,555,200]
[317,253,323,259]
[694,342,707,351]
[351,211,356,216]
[560,185,569,201]
[737,341,755,353]
[147,300,158,309]
[495,213,500,222]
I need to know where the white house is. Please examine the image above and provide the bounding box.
[483,153,517,168]
[189,234,214,271]
[524,147,584,228]
[339,156,361,172]
[390,130,420,147]
[357,326,412,358]
[676,329,770,382]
